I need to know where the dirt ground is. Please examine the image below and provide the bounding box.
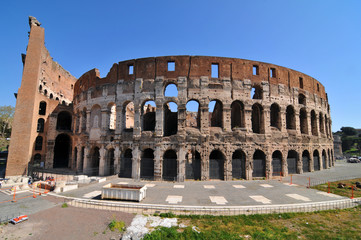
[0,200,134,240]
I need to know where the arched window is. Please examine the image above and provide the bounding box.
[141,148,154,180]
[232,150,246,179]
[164,102,178,136]
[272,151,282,176]
[44,89,48,96]
[270,103,281,130]
[231,101,245,129]
[35,136,43,150]
[50,93,53,99]
[209,100,223,128]
[209,150,225,180]
[124,102,134,130]
[287,150,298,174]
[300,108,308,134]
[39,101,46,115]
[142,101,156,131]
[286,106,296,130]
[252,103,264,133]
[319,113,324,134]
[251,85,263,99]
[56,111,72,131]
[33,154,41,165]
[311,110,318,136]
[299,94,306,105]
[37,118,45,133]
[119,149,132,178]
[163,150,177,181]
[313,150,320,171]
[253,150,266,177]
[186,100,200,129]
[164,84,178,97]
[185,150,201,180]
[302,150,310,172]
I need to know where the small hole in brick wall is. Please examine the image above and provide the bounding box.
[167,61,175,71]
[129,65,134,75]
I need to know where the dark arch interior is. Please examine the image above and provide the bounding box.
[120,149,132,178]
[57,111,72,131]
[53,134,71,168]
[232,150,246,179]
[163,150,177,181]
[253,150,266,177]
[231,101,245,129]
[302,151,310,172]
[287,150,298,174]
[313,150,320,171]
[272,151,282,176]
[209,150,224,180]
[185,151,201,180]
[141,148,154,179]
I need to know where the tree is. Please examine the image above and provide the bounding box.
[0,105,15,150]
[340,127,357,136]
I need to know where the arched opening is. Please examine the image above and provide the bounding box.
[164,102,178,136]
[328,149,331,168]
[141,148,154,180]
[163,150,177,181]
[209,100,223,128]
[300,108,308,134]
[39,101,46,115]
[299,94,306,105]
[287,150,298,174]
[253,150,266,177]
[209,150,224,180]
[251,85,263,99]
[270,103,281,130]
[56,111,72,131]
[286,106,296,130]
[35,136,43,151]
[325,116,329,137]
[319,113,325,134]
[313,150,320,171]
[252,103,264,134]
[272,151,282,176]
[231,101,245,129]
[91,105,101,129]
[185,150,201,180]
[186,100,200,129]
[124,102,134,130]
[44,89,48,96]
[107,148,115,175]
[53,134,71,168]
[302,150,310,172]
[322,150,327,169]
[311,110,318,136]
[33,154,42,166]
[120,149,133,178]
[81,108,87,132]
[50,93,53,99]
[108,104,116,130]
[142,101,156,131]
[39,85,42,92]
[89,147,100,175]
[232,150,246,179]
[164,83,178,97]
[37,118,45,133]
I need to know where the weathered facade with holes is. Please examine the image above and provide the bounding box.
[6,17,335,181]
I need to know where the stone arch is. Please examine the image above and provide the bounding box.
[142,100,156,131]
[53,134,71,168]
[272,150,282,176]
[251,84,263,99]
[232,149,246,179]
[325,115,329,137]
[319,113,325,134]
[253,150,266,177]
[141,148,154,179]
[209,100,223,128]
[302,150,310,172]
[300,108,308,134]
[287,150,298,174]
[186,100,200,129]
[313,149,320,171]
[89,146,100,175]
[185,150,201,180]
[164,83,178,97]
[311,110,318,136]
[322,149,327,169]
[270,103,281,130]
[209,150,225,180]
[107,148,115,175]
[39,101,46,115]
[33,153,42,166]
[37,118,45,133]
[164,101,178,136]
[90,105,101,129]
[123,101,134,130]
[35,136,43,151]
[119,149,132,178]
[231,100,245,129]
[299,93,306,105]
[252,103,264,134]
[57,111,72,131]
[163,150,178,181]
[286,105,296,130]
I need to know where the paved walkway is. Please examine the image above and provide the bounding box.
[1,161,360,219]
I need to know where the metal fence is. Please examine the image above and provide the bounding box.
[59,195,361,216]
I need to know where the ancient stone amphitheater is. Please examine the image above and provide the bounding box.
[72,56,334,181]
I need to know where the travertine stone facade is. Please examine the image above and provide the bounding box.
[6,17,335,181]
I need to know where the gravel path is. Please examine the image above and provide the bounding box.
[0,205,134,240]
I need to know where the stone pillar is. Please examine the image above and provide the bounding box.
[295,110,300,134]
[78,114,83,133]
[309,152,314,172]
[244,106,252,133]
[99,146,106,176]
[265,152,271,179]
[245,151,253,180]
[297,150,303,174]
[178,144,186,182]
[306,112,312,136]
[114,146,121,174]
[76,146,82,172]
[282,151,288,176]
[45,141,54,169]
[280,109,287,133]
[199,102,209,133]
[115,106,123,135]
[83,146,90,174]
[200,142,209,180]
[133,103,141,137]
[86,111,91,133]
[132,144,141,180]
[155,103,164,137]
[223,103,232,132]
[224,146,232,181]
[263,108,270,134]
[154,145,162,181]
[101,109,108,130]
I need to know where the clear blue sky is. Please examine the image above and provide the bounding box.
[1,0,360,132]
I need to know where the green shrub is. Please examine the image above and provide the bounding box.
[108,219,125,232]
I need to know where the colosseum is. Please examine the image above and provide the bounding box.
[6,17,335,181]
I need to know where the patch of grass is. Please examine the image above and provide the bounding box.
[311,178,361,198]
[144,206,361,239]
[108,219,125,232]
[61,203,68,208]
[159,212,176,218]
